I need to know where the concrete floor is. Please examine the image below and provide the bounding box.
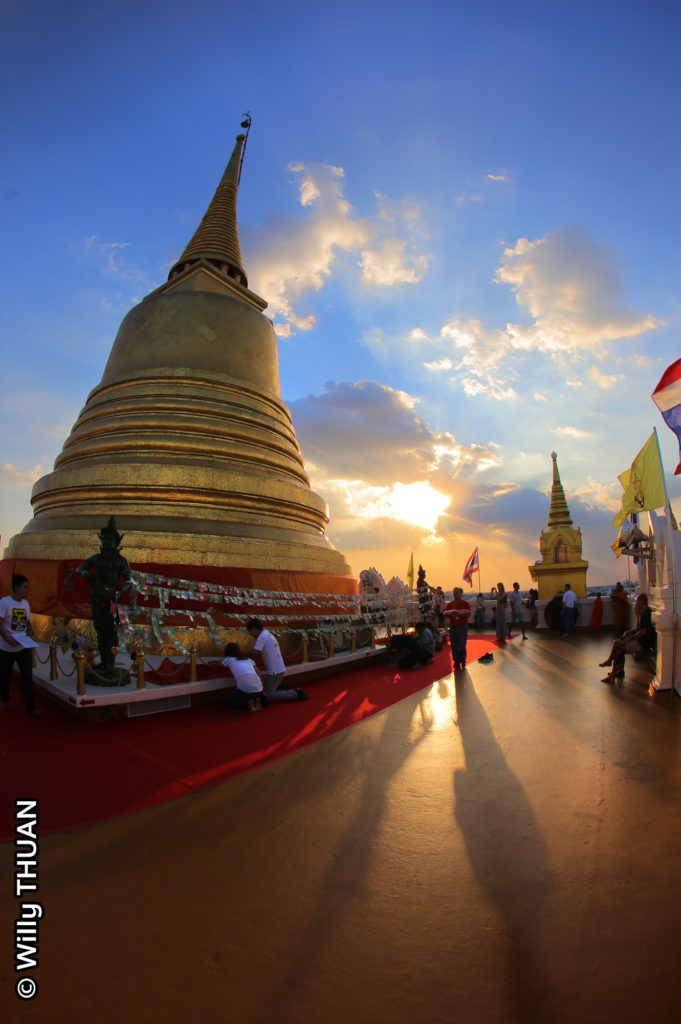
[1,630,680,1024]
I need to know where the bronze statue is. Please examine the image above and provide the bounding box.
[416,563,432,620]
[76,516,132,683]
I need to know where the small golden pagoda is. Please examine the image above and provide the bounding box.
[528,452,588,599]
[2,130,354,618]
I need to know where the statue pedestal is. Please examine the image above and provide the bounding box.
[84,665,131,688]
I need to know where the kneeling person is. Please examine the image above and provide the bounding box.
[246,618,309,702]
[222,642,266,713]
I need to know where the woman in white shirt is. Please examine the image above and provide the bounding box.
[222,642,267,713]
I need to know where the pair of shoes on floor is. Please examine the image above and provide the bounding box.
[478,652,494,664]
[296,688,310,701]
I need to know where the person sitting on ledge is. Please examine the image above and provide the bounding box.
[222,642,268,713]
[599,593,656,684]
[390,621,434,670]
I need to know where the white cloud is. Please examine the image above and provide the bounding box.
[410,328,429,342]
[460,376,517,401]
[424,358,453,373]
[588,366,623,390]
[487,173,511,183]
[571,476,623,512]
[497,225,661,351]
[245,163,430,334]
[438,318,518,399]
[552,426,592,438]
[375,227,663,402]
[359,237,429,287]
[0,463,43,487]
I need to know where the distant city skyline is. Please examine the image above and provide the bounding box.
[1,0,680,589]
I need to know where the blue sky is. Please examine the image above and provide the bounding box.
[1,0,680,590]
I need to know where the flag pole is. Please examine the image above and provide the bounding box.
[653,427,677,689]
[478,550,483,596]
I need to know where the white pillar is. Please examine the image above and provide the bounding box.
[648,514,681,695]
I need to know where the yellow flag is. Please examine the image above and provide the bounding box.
[613,432,666,527]
[406,552,414,590]
[610,524,626,558]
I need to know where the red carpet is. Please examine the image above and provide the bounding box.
[0,635,505,840]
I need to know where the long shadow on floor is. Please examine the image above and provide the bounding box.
[453,670,557,1023]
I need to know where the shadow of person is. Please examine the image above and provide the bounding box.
[453,671,556,1021]
[247,686,436,1024]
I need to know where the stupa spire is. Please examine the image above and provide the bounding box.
[168,132,248,287]
[547,451,573,527]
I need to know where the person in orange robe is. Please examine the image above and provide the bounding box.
[588,593,603,632]
[610,582,629,632]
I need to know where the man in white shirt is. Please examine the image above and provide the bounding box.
[0,574,42,715]
[508,582,527,640]
[246,618,310,702]
[562,583,577,636]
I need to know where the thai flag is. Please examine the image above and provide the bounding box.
[462,547,479,587]
[652,358,681,475]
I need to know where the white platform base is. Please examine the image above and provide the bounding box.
[32,644,386,717]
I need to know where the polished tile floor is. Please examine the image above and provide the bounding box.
[2,630,680,1024]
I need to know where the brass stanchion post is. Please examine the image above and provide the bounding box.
[136,650,145,689]
[351,630,357,653]
[75,652,86,696]
[49,638,58,681]
[329,634,335,658]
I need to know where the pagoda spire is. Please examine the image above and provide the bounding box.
[547,451,573,527]
[168,133,248,287]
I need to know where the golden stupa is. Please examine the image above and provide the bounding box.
[528,452,589,599]
[3,130,353,605]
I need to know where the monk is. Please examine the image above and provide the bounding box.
[588,593,603,632]
[610,582,629,632]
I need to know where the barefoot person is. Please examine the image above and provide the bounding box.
[495,583,508,645]
[0,574,42,715]
[222,642,267,712]
[246,618,309,702]
[599,594,656,683]
[508,582,527,640]
[445,587,470,671]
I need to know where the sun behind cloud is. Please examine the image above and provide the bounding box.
[343,480,451,533]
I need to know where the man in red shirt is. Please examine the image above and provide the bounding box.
[445,586,471,672]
